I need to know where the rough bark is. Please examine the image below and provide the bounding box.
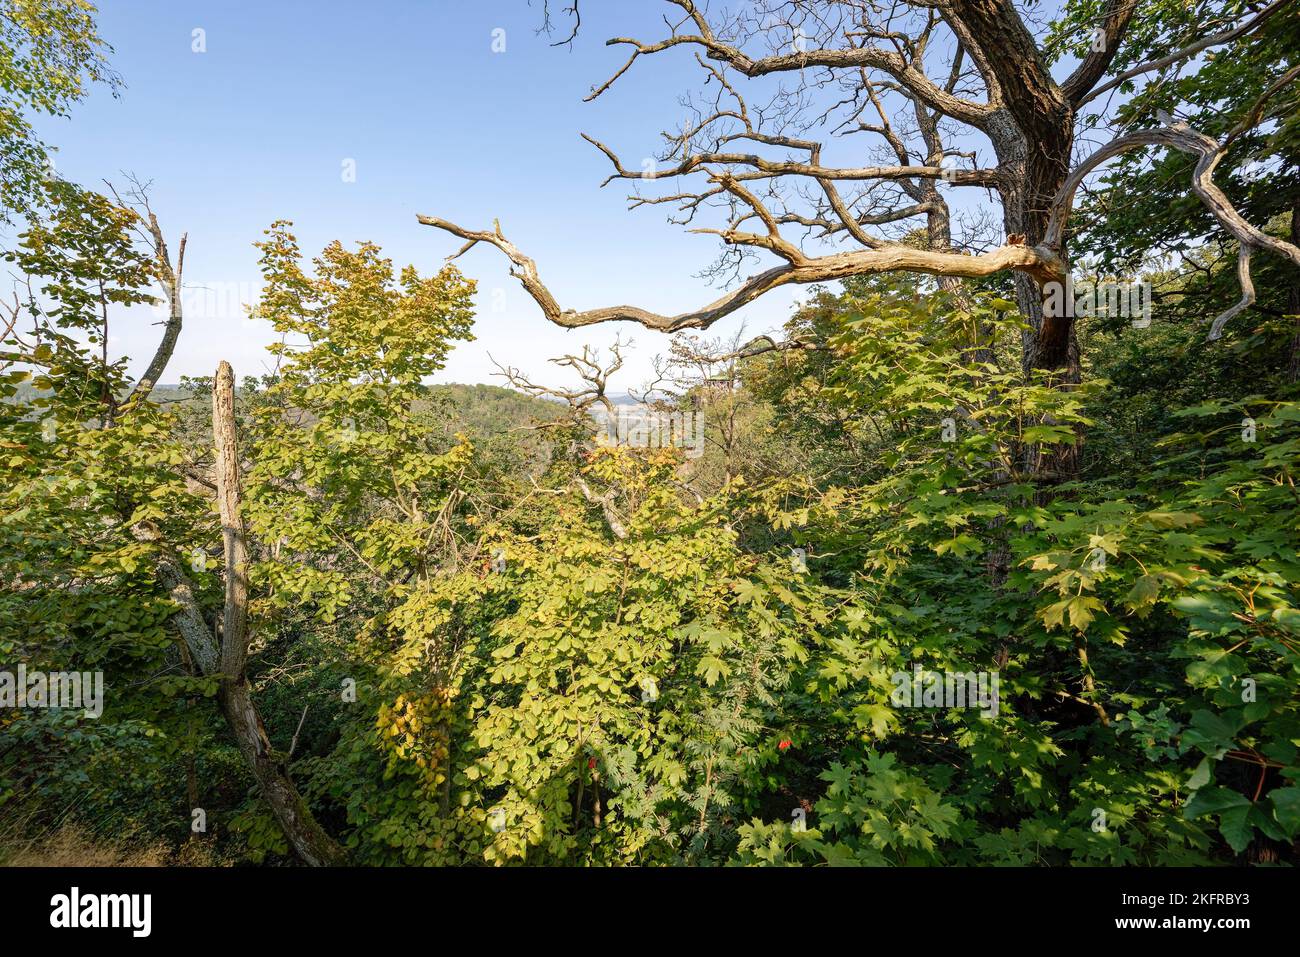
[938,1,1076,374]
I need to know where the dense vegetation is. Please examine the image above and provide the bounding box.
[1,1,1298,867]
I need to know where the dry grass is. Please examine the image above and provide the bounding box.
[0,818,223,867]
[3,824,171,866]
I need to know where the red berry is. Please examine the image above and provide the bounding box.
[778,739,792,751]
[587,757,597,769]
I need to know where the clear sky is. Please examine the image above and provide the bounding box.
[27,0,812,392]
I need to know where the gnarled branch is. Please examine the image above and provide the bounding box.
[1045,112,1300,339]
[418,213,1060,333]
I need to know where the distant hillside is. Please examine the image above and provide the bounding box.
[415,383,564,476]
[427,383,564,437]
[10,380,562,426]
[6,380,565,463]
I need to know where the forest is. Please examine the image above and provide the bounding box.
[1,0,1298,874]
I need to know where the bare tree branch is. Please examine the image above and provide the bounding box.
[107,176,187,405]
[1046,113,1300,339]
[418,213,1059,333]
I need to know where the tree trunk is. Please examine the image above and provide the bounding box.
[987,111,1076,379]
[983,103,1080,483]
[218,681,344,866]
[211,361,346,866]
[127,219,186,406]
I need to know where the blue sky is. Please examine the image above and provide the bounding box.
[28,0,813,390]
[29,2,1106,392]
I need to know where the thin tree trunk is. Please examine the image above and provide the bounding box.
[128,222,186,405]
[211,360,345,866]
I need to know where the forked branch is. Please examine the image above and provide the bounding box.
[418,214,1059,333]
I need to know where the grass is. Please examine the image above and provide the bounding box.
[0,809,225,866]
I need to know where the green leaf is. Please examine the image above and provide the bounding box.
[1184,786,1249,820]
